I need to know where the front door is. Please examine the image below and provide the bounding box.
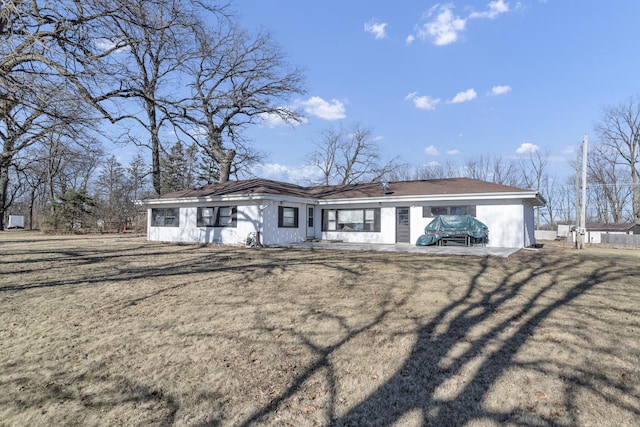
[396,207,410,243]
[306,205,315,239]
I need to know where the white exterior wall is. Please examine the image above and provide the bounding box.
[7,215,25,228]
[320,205,395,244]
[260,202,307,245]
[586,230,628,244]
[476,202,524,248]
[410,202,530,248]
[147,204,261,244]
[410,206,433,244]
[523,203,536,247]
[146,195,539,248]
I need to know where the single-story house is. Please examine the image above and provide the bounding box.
[580,222,640,244]
[140,177,546,248]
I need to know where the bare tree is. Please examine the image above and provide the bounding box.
[587,144,632,223]
[308,128,341,185]
[127,153,151,201]
[307,125,404,185]
[94,155,130,231]
[0,0,119,229]
[555,176,578,225]
[521,149,549,228]
[414,160,460,180]
[464,155,520,186]
[0,83,90,229]
[93,0,222,194]
[539,174,559,228]
[175,22,305,182]
[595,97,640,222]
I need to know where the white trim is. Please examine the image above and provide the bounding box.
[316,192,543,206]
[140,191,544,207]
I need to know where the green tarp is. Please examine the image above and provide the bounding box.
[416,215,489,246]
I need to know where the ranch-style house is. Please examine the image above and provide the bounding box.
[141,177,545,248]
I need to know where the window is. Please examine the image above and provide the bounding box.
[278,206,298,228]
[322,208,380,232]
[423,205,476,217]
[307,207,314,227]
[197,206,237,227]
[151,208,180,227]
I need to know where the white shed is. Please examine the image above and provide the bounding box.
[7,215,25,229]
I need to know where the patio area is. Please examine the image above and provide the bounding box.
[279,241,522,257]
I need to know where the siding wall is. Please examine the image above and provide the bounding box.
[410,206,433,244]
[148,204,261,245]
[523,203,536,247]
[410,201,529,248]
[477,202,524,248]
[586,230,628,244]
[147,198,535,248]
[260,202,307,245]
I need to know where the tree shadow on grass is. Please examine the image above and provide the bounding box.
[233,251,640,426]
[2,238,639,425]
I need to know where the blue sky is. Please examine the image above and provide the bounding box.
[216,0,640,184]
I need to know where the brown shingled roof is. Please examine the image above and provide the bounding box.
[155,178,310,199]
[309,178,534,199]
[153,177,537,201]
[586,223,639,232]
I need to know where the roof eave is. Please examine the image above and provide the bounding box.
[139,190,545,207]
[317,191,545,205]
[139,192,315,206]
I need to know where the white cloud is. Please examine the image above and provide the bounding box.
[424,145,440,155]
[413,1,512,46]
[418,4,466,46]
[490,85,512,96]
[516,142,539,154]
[406,34,415,45]
[446,149,461,155]
[259,111,308,128]
[364,20,388,39]
[94,38,130,53]
[257,163,322,185]
[426,161,442,168]
[450,88,477,103]
[405,92,440,110]
[469,0,510,19]
[299,96,346,120]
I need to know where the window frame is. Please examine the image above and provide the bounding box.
[278,206,299,228]
[197,206,237,227]
[151,208,180,227]
[322,208,381,232]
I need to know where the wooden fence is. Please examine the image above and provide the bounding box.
[601,234,640,249]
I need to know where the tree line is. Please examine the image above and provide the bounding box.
[1,0,304,230]
[2,1,639,231]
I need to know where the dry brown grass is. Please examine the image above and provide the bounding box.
[0,232,639,426]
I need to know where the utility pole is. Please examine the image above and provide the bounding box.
[578,134,588,249]
[574,151,580,247]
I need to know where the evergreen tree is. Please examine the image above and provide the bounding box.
[161,142,198,193]
[46,189,96,232]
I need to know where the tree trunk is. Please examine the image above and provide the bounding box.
[219,149,236,183]
[147,101,162,195]
[29,187,36,230]
[0,159,9,230]
[633,159,639,222]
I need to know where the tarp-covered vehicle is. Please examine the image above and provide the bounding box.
[416,215,488,246]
